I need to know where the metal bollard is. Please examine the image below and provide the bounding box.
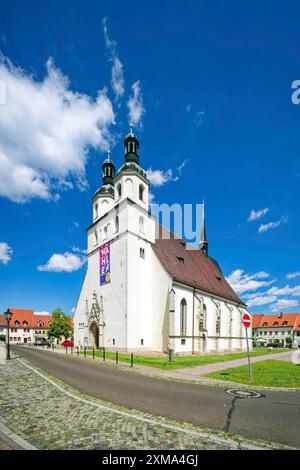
[103,348,106,362]
[168,348,174,362]
[71,347,73,355]
[131,353,134,368]
[84,347,86,358]
[116,351,119,364]
[52,343,54,351]
[93,348,95,359]
[77,346,79,357]
[65,346,67,354]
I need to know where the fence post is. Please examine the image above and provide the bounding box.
[77,346,79,357]
[84,347,86,358]
[131,353,134,368]
[93,348,95,359]
[103,348,105,362]
[116,351,119,365]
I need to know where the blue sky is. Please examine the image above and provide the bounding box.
[0,0,299,316]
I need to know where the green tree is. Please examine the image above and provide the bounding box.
[48,308,73,342]
[285,336,293,347]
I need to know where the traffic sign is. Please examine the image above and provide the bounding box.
[242,312,251,329]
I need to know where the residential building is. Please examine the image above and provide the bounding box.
[253,313,300,347]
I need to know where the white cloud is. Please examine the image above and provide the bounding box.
[37,251,86,272]
[127,80,144,127]
[287,272,300,279]
[146,160,187,188]
[34,311,50,316]
[0,52,115,203]
[247,207,269,222]
[226,269,273,295]
[246,295,277,307]
[258,216,288,233]
[267,285,300,297]
[0,242,13,265]
[103,18,124,101]
[269,299,298,312]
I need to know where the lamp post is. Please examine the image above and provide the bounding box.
[4,309,13,360]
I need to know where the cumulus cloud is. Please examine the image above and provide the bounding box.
[226,269,273,295]
[0,242,13,265]
[246,295,277,307]
[0,52,115,203]
[34,311,50,316]
[247,207,269,222]
[258,216,288,233]
[287,272,300,279]
[269,299,298,312]
[103,17,125,101]
[146,160,187,188]
[37,251,86,273]
[267,285,300,297]
[127,80,144,127]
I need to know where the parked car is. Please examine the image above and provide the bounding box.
[34,337,50,346]
[61,340,74,348]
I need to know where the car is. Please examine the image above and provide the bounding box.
[34,337,50,346]
[61,340,74,348]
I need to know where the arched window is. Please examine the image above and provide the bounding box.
[125,178,133,196]
[139,184,144,202]
[180,299,187,336]
[139,216,144,233]
[216,304,221,335]
[38,321,44,328]
[117,183,122,199]
[94,203,98,220]
[115,216,119,232]
[103,226,108,239]
[199,303,207,331]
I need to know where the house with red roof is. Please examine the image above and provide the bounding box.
[0,309,53,344]
[252,313,300,347]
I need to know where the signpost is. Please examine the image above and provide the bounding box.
[242,312,252,381]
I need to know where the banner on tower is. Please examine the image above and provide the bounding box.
[100,242,111,285]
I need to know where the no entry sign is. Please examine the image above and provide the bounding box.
[242,313,251,329]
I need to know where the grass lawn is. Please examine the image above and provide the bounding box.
[81,348,289,370]
[204,360,300,388]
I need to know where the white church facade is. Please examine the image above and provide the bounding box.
[74,127,251,354]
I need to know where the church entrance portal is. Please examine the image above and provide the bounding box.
[90,322,99,349]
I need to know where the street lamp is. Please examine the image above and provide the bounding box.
[4,309,13,360]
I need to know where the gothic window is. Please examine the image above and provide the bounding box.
[139,184,144,201]
[216,305,221,335]
[199,303,207,331]
[125,178,133,195]
[140,247,145,259]
[180,299,187,336]
[94,230,98,245]
[139,216,144,233]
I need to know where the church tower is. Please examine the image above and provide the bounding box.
[199,206,208,256]
[92,150,115,222]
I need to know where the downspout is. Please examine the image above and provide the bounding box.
[192,288,195,354]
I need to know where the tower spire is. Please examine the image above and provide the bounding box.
[199,203,208,256]
[101,149,115,186]
[124,124,139,164]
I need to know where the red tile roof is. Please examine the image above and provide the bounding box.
[0,309,52,329]
[153,226,245,305]
[252,313,300,331]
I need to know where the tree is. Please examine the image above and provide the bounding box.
[48,308,73,342]
[285,336,293,348]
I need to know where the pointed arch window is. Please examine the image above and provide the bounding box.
[199,303,207,331]
[94,203,98,220]
[180,299,187,336]
[216,304,221,335]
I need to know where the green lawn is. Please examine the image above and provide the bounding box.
[80,348,289,370]
[204,360,300,388]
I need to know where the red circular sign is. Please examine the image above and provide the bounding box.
[242,313,252,329]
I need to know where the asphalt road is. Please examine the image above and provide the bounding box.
[12,346,300,448]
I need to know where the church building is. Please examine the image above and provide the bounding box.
[74,127,251,354]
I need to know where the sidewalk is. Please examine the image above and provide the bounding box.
[17,345,293,383]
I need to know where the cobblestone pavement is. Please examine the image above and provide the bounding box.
[0,358,290,450]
